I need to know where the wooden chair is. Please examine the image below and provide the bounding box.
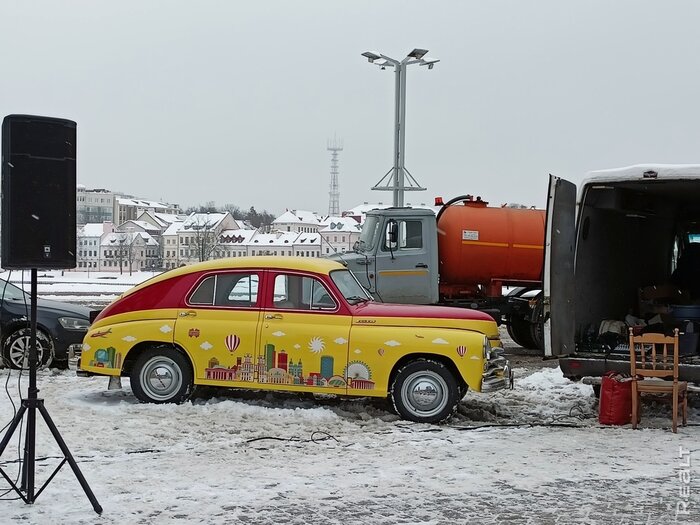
[628,328,688,432]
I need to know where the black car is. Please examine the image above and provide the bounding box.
[0,279,90,369]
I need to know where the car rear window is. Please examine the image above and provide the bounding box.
[189,273,259,307]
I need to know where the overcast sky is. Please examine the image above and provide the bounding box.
[2,1,699,216]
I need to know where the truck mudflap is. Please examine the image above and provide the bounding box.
[560,355,700,385]
[481,350,514,393]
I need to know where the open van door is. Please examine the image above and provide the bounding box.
[544,175,576,357]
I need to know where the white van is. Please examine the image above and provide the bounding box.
[544,164,700,385]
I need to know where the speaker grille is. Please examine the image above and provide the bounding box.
[2,115,77,269]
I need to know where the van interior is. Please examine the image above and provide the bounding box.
[573,179,700,355]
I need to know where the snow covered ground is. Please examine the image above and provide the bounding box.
[0,269,698,524]
[0,366,697,524]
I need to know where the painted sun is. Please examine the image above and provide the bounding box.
[308,337,326,354]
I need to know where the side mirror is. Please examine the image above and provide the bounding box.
[386,220,398,249]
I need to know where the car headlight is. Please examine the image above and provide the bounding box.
[58,317,90,331]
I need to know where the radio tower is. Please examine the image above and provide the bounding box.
[327,137,343,216]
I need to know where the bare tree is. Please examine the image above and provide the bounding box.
[222,203,244,219]
[115,230,136,275]
[184,215,220,262]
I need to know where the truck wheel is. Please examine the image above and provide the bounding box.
[529,298,544,351]
[390,360,460,424]
[131,348,193,404]
[507,316,537,349]
[2,328,54,370]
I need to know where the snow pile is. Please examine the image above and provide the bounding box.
[456,366,597,425]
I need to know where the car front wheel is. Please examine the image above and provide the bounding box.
[2,328,54,370]
[390,359,460,424]
[130,348,193,404]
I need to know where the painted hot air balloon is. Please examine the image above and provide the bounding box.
[225,334,241,352]
[456,345,466,358]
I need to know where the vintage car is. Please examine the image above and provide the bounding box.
[78,257,511,423]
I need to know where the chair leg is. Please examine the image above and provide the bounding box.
[672,386,678,433]
[631,382,638,429]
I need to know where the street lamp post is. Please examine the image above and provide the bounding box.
[362,48,439,207]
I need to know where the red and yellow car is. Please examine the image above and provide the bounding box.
[79,257,511,423]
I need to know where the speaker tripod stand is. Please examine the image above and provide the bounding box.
[0,269,102,514]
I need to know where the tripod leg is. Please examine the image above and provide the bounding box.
[22,399,37,499]
[0,403,29,501]
[0,403,28,455]
[36,402,102,514]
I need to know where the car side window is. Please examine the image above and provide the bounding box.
[217,273,259,307]
[189,276,215,305]
[189,273,259,307]
[382,219,423,251]
[273,274,336,310]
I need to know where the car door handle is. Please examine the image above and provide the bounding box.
[415,263,428,268]
[265,314,283,320]
[179,311,197,317]
[355,259,371,266]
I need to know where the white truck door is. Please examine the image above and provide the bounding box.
[544,175,577,357]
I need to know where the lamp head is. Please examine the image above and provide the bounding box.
[421,57,440,69]
[361,51,382,63]
[407,48,429,60]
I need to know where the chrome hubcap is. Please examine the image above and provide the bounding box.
[401,371,448,418]
[139,356,183,401]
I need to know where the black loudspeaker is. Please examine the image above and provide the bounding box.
[1,115,77,269]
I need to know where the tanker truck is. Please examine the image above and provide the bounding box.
[329,195,546,350]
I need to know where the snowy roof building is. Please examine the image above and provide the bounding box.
[273,209,324,233]
[319,216,362,233]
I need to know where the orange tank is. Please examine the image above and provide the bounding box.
[437,196,545,298]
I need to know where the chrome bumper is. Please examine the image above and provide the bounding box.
[481,350,514,393]
[67,344,82,371]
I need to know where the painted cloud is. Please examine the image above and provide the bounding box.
[122,336,137,342]
[160,325,173,334]
[384,340,401,347]
[200,342,213,350]
[272,331,285,337]
[432,338,449,345]
[334,337,348,344]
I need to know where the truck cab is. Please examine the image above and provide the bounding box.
[545,165,700,384]
[330,207,439,304]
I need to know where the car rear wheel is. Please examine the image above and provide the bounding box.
[390,359,460,424]
[130,348,193,404]
[2,328,54,370]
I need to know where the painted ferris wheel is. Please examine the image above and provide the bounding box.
[344,361,371,380]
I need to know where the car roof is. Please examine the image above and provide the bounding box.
[125,256,346,296]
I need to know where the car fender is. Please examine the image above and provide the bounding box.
[348,325,486,395]
[81,309,179,374]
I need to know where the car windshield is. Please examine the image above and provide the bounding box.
[355,215,381,253]
[330,269,372,305]
[0,279,28,302]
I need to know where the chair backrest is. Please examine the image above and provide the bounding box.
[628,328,680,380]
